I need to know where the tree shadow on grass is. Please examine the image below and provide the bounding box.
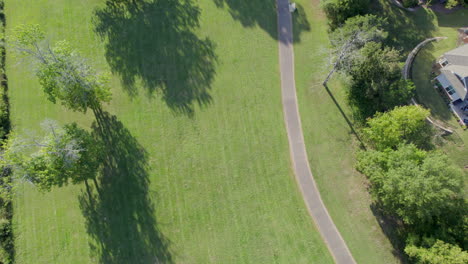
[323,83,367,149]
[79,111,172,264]
[370,204,409,264]
[213,0,310,43]
[435,8,468,28]
[94,0,217,116]
[372,0,437,52]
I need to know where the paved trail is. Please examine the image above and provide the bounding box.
[276,1,356,263]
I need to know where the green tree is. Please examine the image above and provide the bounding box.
[3,121,102,192]
[324,14,387,84]
[364,105,432,150]
[348,42,415,118]
[320,0,370,30]
[405,240,468,264]
[356,144,465,230]
[10,24,111,113]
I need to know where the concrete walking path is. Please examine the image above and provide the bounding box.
[276,1,356,263]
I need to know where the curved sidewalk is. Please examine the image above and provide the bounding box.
[276,1,356,263]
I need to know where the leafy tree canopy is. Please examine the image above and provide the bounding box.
[330,14,387,62]
[405,240,468,264]
[364,105,432,150]
[10,24,111,113]
[347,42,415,118]
[327,14,387,75]
[3,121,102,191]
[356,144,465,230]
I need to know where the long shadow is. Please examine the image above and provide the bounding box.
[323,83,367,150]
[370,204,409,264]
[94,0,217,115]
[213,0,310,43]
[79,111,172,263]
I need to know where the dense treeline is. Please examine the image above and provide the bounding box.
[321,1,467,263]
[0,0,13,263]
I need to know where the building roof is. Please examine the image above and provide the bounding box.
[444,64,468,78]
[445,44,468,66]
[441,69,467,100]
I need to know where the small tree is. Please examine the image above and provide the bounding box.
[3,121,102,192]
[364,105,432,150]
[9,24,111,114]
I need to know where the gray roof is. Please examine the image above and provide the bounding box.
[444,64,468,78]
[441,69,467,100]
[445,44,468,67]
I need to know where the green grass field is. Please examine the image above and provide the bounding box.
[6,0,335,263]
[9,0,462,263]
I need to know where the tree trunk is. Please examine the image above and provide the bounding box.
[84,179,93,200]
[92,177,102,197]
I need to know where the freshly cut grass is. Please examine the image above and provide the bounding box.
[293,0,407,263]
[7,0,333,263]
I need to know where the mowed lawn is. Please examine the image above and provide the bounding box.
[293,0,404,263]
[6,0,334,263]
